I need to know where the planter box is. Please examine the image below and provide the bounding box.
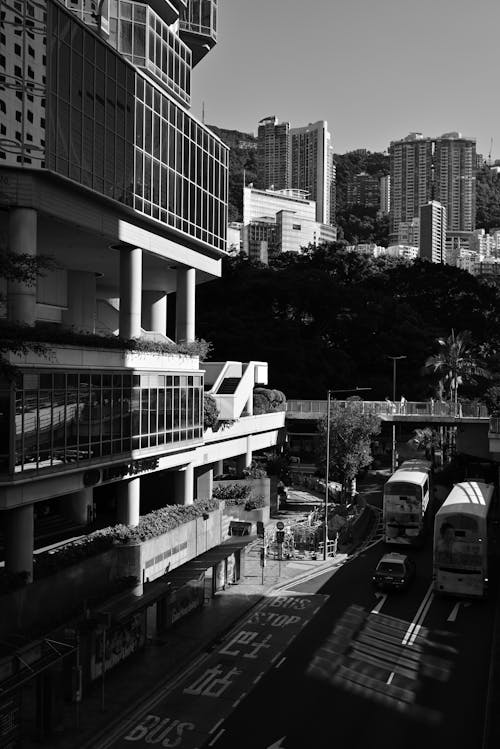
[223,504,270,535]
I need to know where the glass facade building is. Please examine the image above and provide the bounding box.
[0,370,203,475]
[0,0,228,252]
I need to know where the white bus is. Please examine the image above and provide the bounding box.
[433,481,494,598]
[383,460,432,545]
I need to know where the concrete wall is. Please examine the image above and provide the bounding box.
[0,508,223,638]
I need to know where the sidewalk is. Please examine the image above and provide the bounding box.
[28,521,340,749]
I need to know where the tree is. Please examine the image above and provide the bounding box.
[317,403,381,502]
[424,330,490,407]
[409,427,441,465]
[203,393,219,430]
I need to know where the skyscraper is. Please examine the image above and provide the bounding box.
[289,121,335,225]
[434,132,476,233]
[389,133,433,242]
[420,201,447,263]
[389,131,476,247]
[256,118,336,226]
[256,116,290,191]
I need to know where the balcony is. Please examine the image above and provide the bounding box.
[179,0,217,65]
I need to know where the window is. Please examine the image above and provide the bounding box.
[292,224,301,230]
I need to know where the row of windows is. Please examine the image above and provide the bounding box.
[4,370,204,474]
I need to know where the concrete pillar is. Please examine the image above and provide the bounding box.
[5,504,34,582]
[175,268,195,343]
[236,440,252,474]
[8,208,37,325]
[214,460,224,478]
[196,466,213,500]
[174,464,194,505]
[244,392,254,416]
[119,247,142,339]
[117,478,140,526]
[142,290,167,335]
[63,488,93,525]
[62,271,97,332]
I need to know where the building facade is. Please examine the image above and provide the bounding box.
[242,186,336,262]
[420,200,447,263]
[256,115,290,191]
[389,131,476,248]
[389,132,433,243]
[0,0,284,586]
[346,172,380,208]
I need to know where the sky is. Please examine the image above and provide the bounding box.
[191,0,500,159]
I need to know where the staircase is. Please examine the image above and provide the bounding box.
[216,377,241,394]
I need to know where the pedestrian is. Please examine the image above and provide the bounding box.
[385,396,393,414]
[400,395,407,414]
[429,397,435,415]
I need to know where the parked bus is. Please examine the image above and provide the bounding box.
[433,481,494,598]
[383,460,432,545]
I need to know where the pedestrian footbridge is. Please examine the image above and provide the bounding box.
[286,399,489,424]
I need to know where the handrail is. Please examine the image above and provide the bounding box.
[286,400,489,419]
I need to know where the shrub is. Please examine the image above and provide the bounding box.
[212,483,251,503]
[253,387,286,415]
[203,393,220,430]
[244,495,266,511]
[242,460,267,479]
[33,498,221,578]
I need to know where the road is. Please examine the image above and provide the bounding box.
[97,471,496,749]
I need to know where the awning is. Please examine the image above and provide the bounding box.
[0,637,76,696]
[93,536,257,624]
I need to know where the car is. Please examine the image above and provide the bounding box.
[372,552,416,591]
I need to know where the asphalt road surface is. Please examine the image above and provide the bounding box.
[98,530,496,749]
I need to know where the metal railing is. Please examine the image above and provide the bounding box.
[286,399,489,419]
[490,417,500,435]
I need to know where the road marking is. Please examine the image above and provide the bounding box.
[406,590,434,647]
[208,729,225,746]
[402,583,434,646]
[447,602,461,622]
[274,656,286,669]
[253,671,265,684]
[232,691,246,708]
[371,594,387,614]
[386,672,394,685]
[267,736,287,748]
[209,719,224,735]
[361,537,383,552]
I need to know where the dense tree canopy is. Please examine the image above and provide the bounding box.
[196,246,500,401]
[475,167,500,231]
[209,126,257,222]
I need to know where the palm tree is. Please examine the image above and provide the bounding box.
[409,427,441,465]
[424,330,489,409]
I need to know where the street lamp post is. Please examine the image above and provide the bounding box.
[387,355,407,473]
[323,387,371,561]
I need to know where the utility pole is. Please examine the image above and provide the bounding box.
[387,355,407,473]
[323,387,371,560]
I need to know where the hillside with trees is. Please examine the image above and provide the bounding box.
[475,166,500,231]
[196,245,500,401]
[209,125,257,223]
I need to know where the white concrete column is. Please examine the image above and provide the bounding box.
[5,504,34,582]
[174,464,194,505]
[62,271,97,332]
[245,392,254,416]
[142,290,167,335]
[236,439,252,474]
[214,460,224,478]
[175,268,195,343]
[196,466,213,500]
[8,208,37,325]
[63,488,93,525]
[119,247,142,339]
[117,477,141,526]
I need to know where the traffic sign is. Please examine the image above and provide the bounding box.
[276,530,285,544]
[276,521,285,530]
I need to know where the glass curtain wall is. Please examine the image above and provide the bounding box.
[8,371,203,474]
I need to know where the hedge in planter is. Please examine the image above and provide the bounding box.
[33,498,220,578]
